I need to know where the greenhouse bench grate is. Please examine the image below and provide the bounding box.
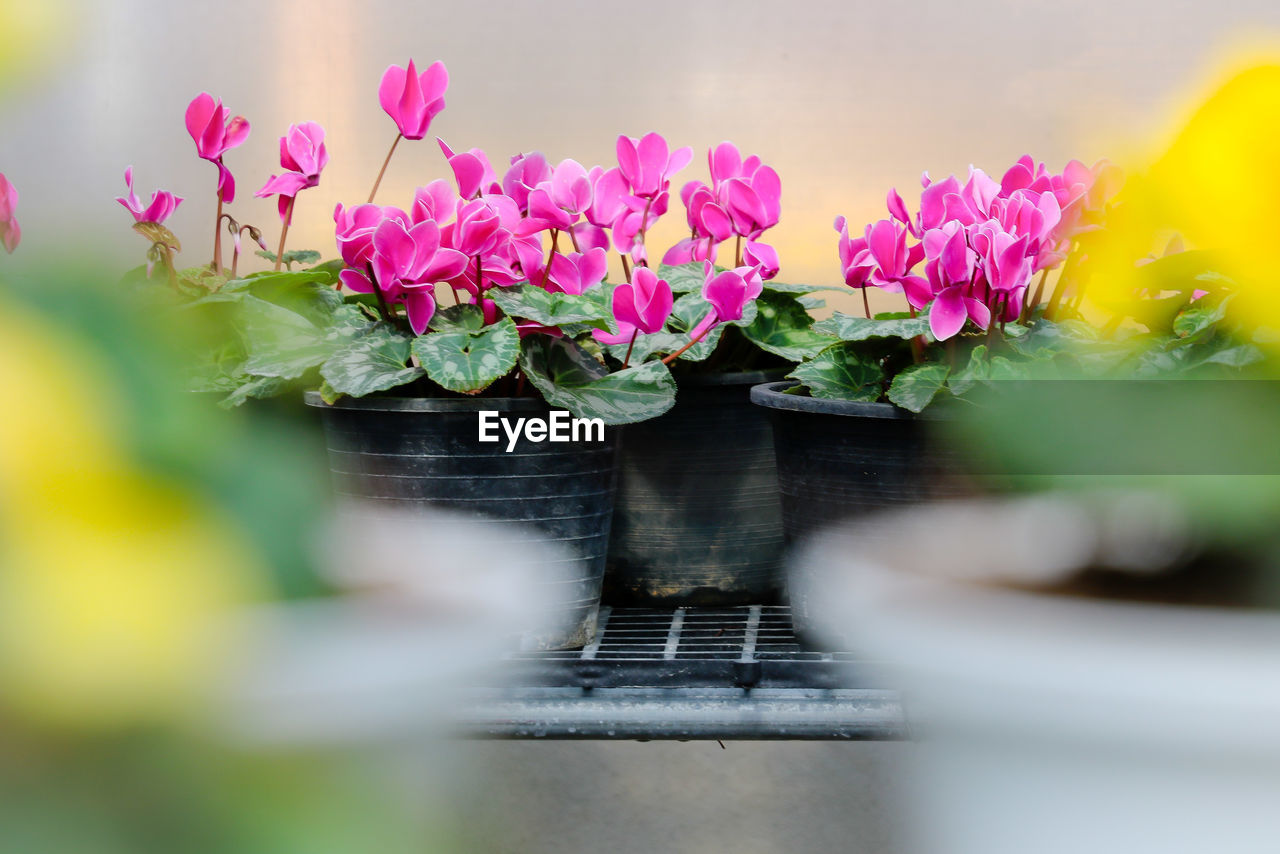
[457,605,908,741]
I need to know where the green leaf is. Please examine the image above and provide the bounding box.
[318,380,341,405]
[656,262,707,293]
[488,283,614,329]
[221,375,288,408]
[411,316,520,393]
[320,324,424,397]
[947,345,990,396]
[428,302,488,332]
[887,362,950,413]
[813,312,932,342]
[661,291,742,362]
[1173,296,1230,339]
[238,296,332,379]
[244,271,343,325]
[742,291,837,361]
[255,248,324,268]
[519,335,676,424]
[787,343,884,401]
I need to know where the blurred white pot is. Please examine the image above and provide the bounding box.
[796,499,1280,854]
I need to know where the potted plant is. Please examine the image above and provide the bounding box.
[592,142,837,606]
[752,154,1124,545]
[117,60,700,649]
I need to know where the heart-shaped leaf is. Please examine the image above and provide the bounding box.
[742,291,837,361]
[488,283,614,329]
[412,316,520,393]
[813,312,932,342]
[520,335,676,424]
[887,362,950,413]
[787,343,884,401]
[320,324,424,398]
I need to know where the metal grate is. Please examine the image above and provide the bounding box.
[460,605,905,740]
[495,605,872,691]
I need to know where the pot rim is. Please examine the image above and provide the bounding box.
[749,380,915,420]
[675,368,790,389]
[303,390,552,413]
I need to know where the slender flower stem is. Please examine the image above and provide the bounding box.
[367,132,402,203]
[1023,268,1049,322]
[907,304,923,363]
[273,196,296,272]
[862,286,872,319]
[735,234,743,268]
[475,254,484,295]
[540,229,560,286]
[568,225,581,253]
[635,197,654,266]
[622,329,638,369]
[621,254,632,283]
[212,186,225,274]
[662,318,716,365]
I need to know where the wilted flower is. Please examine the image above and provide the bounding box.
[116,167,183,225]
[185,93,250,202]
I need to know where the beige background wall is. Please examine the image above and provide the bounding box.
[4,0,1279,303]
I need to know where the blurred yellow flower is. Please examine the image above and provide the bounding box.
[0,307,265,729]
[1086,62,1280,334]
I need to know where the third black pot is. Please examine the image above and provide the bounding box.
[750,381,966,543]
[604,370,786,606]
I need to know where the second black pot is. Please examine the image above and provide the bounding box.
[605,370,786,606]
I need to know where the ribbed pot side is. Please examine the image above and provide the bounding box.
[750,380,968,637]
[305,393,617,650]
[605,371,786,606]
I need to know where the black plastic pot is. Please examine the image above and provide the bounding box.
[605,370,786,606]
[305,393,617,649]
[751,381,968,638]
[750,381,964,542]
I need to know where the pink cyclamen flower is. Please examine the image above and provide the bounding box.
[616,132,693,200]
[0,172,19,253]
[378,59,448,140]
[523,159,594,233]
[256,121,328,220]
[337,210,469,334]
[334,202,390,267]
[743,241,780,280]
[185,93,250,202]
[688,264,765,339]
[613,266,673,335]
[502,151,553,214]
[116,167,183,225]
[544,248,609,295]
[437,138,500,199]
[706,142,781,239]
[447,196,506,257]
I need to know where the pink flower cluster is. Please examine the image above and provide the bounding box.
[663,142,782,278]
[332,60,720,341]
[837,156,1119,340]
